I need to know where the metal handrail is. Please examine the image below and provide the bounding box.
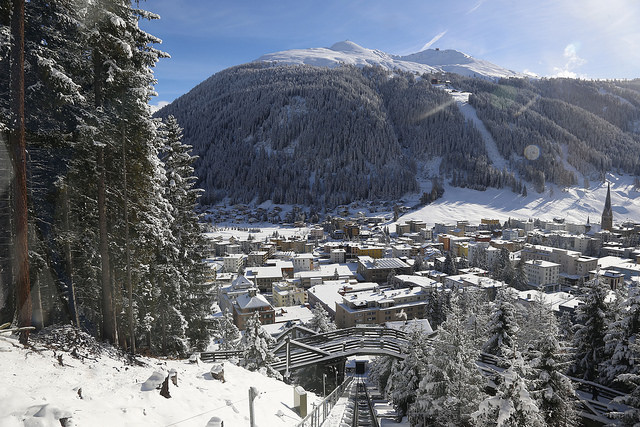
[295,376,354,427]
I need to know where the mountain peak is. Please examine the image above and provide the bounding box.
[256,41,527,80]
[329,40,367,53]
[399,48,473,66]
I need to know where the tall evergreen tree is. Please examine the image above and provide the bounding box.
[602,289,640,386]
[572,277,609,381]
[473,353,544,427]
[412,305,486,426]
[611,340,640,426]
[511,259,529,291]
[159,116,212,351]
[526,301,577,426]
[216,310,240,351]
[443,251,458,275]
[241,312,281,379]
[483,289,519,363]
[385,326,429,418]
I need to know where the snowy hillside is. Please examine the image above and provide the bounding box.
[399,173,640,227]
[255,40,527,80]
[0,329,319,427]
[398,48,524,79]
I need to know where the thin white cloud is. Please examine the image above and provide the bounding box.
[563,43,586,68]
[420,30,447,51]
[551,43,587,78]
[467,0,486,14]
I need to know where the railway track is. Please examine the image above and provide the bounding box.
[340,377,379,427]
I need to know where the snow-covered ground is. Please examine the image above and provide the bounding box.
[205,173,640,234]
[401,173,640,227]
[205,225,311,243]
[0,330,320,427]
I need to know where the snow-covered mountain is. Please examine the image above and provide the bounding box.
[255,40,526,80]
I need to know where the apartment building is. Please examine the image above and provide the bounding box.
[335,286,430,328]
[525,260,560,288]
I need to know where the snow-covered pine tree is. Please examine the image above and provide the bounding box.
[412,305,486,426]
[385,326,429,418]
[368,356,395,394]
[611,340,640,426]
[473,352,544,427]
[492,248,514,284]
[425,288,451,330]
[443,251,458,275]
[511,259,529,291]
[572,277,609,381]
[525,301,577,426]
[305,304,336,333]
[241,311,281,379]
[602,288,640,386]
[216,310,240,351]
[159,115,212,351]
[483,288,519,363]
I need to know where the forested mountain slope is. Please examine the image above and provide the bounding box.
[450,76,640,191]
[157,63,640,208]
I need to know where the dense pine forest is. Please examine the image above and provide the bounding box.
[0,0,212,355]
[157,63,640,208]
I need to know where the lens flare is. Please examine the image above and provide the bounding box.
[524,144,540,160]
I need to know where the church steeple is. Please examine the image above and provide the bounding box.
[601,183,613,231]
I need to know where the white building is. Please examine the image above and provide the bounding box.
[330,249,346,264]
[223,254,246,273]
[392,244,412,258]
[292,253,314,272]
[525,260,560,288]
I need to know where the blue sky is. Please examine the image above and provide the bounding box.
[140,0,640,108]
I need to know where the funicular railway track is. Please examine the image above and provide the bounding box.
[342,377,378,427]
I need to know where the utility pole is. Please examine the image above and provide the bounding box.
[10,0,31,345]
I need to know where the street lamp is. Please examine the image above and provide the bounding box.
[323,373,326,397]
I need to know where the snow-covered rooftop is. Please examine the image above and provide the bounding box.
[236,293,272,310]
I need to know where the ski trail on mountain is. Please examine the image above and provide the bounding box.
[448,90,509,172]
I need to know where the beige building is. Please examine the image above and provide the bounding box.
[335,286,430,328]
[247,251,269,267]
[272,281,307,307]
[218,275,275,329]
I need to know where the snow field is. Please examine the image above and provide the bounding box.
[0,335,319,427]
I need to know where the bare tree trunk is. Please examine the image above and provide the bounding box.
[93,48,116,345]
[62,184,80,328]
[98,146,116,343]
[10,0,31,345]
[122,127,135,354]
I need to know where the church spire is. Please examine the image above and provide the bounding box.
[601,182,613,231]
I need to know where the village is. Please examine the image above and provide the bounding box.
[206,185,640,336]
